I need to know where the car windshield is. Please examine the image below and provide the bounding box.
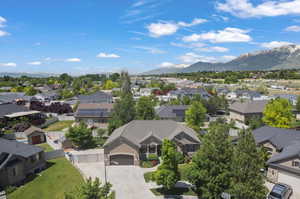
[270,192,282,198]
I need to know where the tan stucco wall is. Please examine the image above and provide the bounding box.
[279,158,300,170]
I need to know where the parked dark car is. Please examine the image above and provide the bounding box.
[268,183,293,199]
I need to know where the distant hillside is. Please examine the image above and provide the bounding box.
[144,45,300,74]
[142,67,182,75]
[0,72,58,78]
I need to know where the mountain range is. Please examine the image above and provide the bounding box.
[143,45,300,75]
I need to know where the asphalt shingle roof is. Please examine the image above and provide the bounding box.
[104,120,200,147]
[156,105,189,119]
[77,91,113,104]
[0,103,29,118]
[229,100,268,114]
[0,138,43,158]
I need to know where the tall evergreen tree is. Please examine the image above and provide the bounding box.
[120,71,131,95]
[187,123,233,198]
[230,129,267,199]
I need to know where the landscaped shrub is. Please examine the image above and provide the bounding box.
[147,154,159,161]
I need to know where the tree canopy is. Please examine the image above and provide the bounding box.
[185,101,207,131]
[262,98,294,128]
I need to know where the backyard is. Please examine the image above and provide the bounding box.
[8,157,84,199]
[44,120,74,131]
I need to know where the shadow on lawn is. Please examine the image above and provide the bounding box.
[23,161,55,184]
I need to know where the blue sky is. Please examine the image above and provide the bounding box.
[0,0,300,75]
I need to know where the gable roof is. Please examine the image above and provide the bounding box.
[0,103,29,118]
[77,91,113,104]
[75,103,113,118]
[0,138,43,158]
[169,88,211,99]
[104,120,200,148]
[24,126,45,136]
[0,92,31,104]
[229,100,268,114]
[253,126,300,151]
[156,105,189,119]
[268,140,300,164]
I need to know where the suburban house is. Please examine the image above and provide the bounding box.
[75,103,114,127]
[104,120,201,166]
[229,100,268,124]
[0,92,31,105]
[156,105,189,122]
[77,91,113,104]
[32,91,59,102]
[252,126,300,192]
[21,126,46,145]
[0,138,46,187]
[168,88,211,100]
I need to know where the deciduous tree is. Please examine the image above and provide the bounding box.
[185,101,207,131]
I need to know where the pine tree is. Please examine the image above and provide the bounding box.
[230,129,268,199]
[187,123,233,198]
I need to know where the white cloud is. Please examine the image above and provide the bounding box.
[216,0,300,18]
[285,25,300,32]
[96,53,120,58]
[28,61,42,65]
[147,18,207,37]
[159,62,189,68]
[147,22,179,37]
[178,18,208,27]
[0,62,16,67]
[261,41,293,49]
[182,27,252,43]
[0,30,9,37]
[132,0,147,7]
[197,46,229,52]
[179,52,218,63]
[65,58,81,62]
[221,55,236,62]
[134,46,166,54]
[0,16,7,28]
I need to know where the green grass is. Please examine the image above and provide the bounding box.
[150,187,197,196]
[44,121,74,131]
[37,143,54,152]
[8,158,84,199]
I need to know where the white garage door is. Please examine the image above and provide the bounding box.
[278,171,300,198]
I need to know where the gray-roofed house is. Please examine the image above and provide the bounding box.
[0,138,46,187]
[252,126,300,188]
[75,103,113,127]
[0,92,31,104]
[156,105,189,122]
[229,100,268,124]
[104,120,200,166]
[169,88,211,100]
[77,91,113,104]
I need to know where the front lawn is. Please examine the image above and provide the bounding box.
[8,157,84,199]
[44,120,74,131]
[37,143,54,152]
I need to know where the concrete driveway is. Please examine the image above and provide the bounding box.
[76,163,156,199]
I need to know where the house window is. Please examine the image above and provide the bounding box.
[292,161,300,167]
[149,144,156,154]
